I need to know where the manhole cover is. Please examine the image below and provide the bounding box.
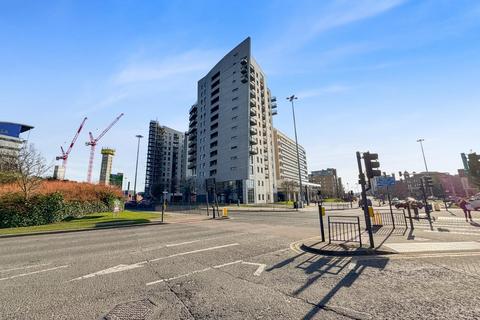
[104,299,156,320]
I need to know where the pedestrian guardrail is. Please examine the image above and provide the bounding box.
[328,216,362,246]
[371,209,408,228]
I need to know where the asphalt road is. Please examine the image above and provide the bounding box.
[1,208,480,319]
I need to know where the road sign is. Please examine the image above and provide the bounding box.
[376,176,395,187]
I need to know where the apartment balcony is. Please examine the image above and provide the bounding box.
[188,147,196,155]
[250,100,256,108]
[250,108,257,117]
[188,140,197,149]
[250,82,255,90]
[250,118,257,126]
[249,147,258,155]
[250,127,258,135]
[188,163,196,169]
[240,58,247,65]
[272,110,278,116]
[241,77,248,84]
[250,92,256,99]
[250,137,258,145]
[188,155,196,162]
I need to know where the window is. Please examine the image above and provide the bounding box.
[210,132,218,139]
[209,169,217,176]
[230,156,238,160]
[232,116,238,121]
[211,96,219,105]
[211,114,219,122]
[211,105,219,113]
[211,88,220,97]
[231,136,237,140]
[232,106,238,111]
[211,79,220,89]
[210,123,218,130]
[232,88,238,92]
[231,125,238,130]
[231,146,237,150]
[230,166,237,171]
[210,160,217,166]
[210,150,218,157]
[232,97,238,101]
[211,71,220,81]
[210,141,218,148]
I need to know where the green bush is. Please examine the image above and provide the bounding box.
[0,190,123,228]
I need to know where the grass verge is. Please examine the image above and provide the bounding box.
[0,210,163,235]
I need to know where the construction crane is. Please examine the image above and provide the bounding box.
[56,117,88,178]
[85,113,124,183]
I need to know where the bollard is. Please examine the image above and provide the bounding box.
[222,207,228,218]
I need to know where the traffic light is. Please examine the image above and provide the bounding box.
[423,176,433,189]
[363,152,381,179]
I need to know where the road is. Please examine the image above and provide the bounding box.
[1,208,480,319]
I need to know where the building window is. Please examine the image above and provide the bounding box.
[231,146,237,150]
[232,97,238,101]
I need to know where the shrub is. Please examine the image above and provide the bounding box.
[0,180,124,228]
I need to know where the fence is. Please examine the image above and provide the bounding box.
[328,216,362,246]
[322,202,351,211]
[371,209,408,228]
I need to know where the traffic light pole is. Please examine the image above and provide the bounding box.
[356,152,375,248]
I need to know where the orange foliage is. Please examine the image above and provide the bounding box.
[0,180,123,201]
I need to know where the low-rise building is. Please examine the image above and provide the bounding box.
[309,168,341,198]
[0,122,33,170]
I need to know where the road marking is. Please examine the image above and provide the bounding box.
[69,263,145,281]
[146,259,266,286]
[242,261,267,276]
[69,243,240,281]
[150,243,239,262]
[354,251,480,261]
[386,241,480,253]
[0,263,50,273]
[0,265,68,281]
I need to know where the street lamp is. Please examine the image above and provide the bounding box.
[416,138,429,173]
[133,134,143,201]
[287,94,303,208]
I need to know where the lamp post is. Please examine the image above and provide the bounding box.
[133,134,143,201]
[287,95,303,209]
[416,138,429,173]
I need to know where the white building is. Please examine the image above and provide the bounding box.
[187,37,277,204]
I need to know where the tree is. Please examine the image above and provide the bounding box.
[9,144,51,200]
[280,180,298,201]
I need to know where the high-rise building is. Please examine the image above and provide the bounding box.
[309,168,340,198]
[144,121,185,199]
[99,148,115,185]
[273,128,308,201]
[109,172,124,189]
[0,122,33,170]
[187,37,277,204]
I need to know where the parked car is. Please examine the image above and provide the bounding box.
[469,194,480,210]
[395,198,424,209]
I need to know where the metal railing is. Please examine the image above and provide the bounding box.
[322,202,351,211]
[328,216,362,246]
[371,209,408,228]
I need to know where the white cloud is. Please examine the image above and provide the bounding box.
[297,85,351,99]
[112,50,221,85]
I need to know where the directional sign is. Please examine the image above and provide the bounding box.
[376,176,395,187]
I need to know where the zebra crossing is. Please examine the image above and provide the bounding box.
[413,216,480,236]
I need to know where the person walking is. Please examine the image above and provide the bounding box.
[459,198,473,222]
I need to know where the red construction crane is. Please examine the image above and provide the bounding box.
[56,117,88,177]
[85,113,124,183]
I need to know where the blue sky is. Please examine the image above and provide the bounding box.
[1,0,479,192]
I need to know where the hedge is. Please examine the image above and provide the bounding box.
[0,192,123,228]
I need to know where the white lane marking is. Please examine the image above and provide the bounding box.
[0,265,69,281]
[69,243,240,281]
[0,263,50,273]
[146,259,266,286]
[242,261,267,276]
[386,241,480,253]
[150,243,239,262]
[353,251,480,262]
[212,260,243,269]
[69,263,145,281]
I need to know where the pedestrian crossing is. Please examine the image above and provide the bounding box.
[413,216,480,236]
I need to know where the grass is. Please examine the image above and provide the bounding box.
[0,210,164,235]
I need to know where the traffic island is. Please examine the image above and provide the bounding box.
[298,238,397,256]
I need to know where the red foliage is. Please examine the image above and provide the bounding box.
[0,180,123,201]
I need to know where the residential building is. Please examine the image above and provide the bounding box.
[187,37,277,204]
[272,128,308,201]
[99,148,115,185]
[0,122,33,170]
[309,168,341,198]
[144,121,185,200]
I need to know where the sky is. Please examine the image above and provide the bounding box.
[1,0,479,192]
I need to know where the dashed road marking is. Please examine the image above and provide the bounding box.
[0,265,68,281]
[0,263,50,273]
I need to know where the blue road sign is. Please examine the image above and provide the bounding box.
[376,176,396,187]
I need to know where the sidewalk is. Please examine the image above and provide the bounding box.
[299,209,480,256]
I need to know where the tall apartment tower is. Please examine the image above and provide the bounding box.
[273,128,308,201]
[144,121,185,199]
[187,37,277,204]
[99,148,115,185]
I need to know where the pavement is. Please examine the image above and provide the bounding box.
[1,207,479,319]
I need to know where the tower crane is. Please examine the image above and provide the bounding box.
[85,113,124,183]
[56,117,88,178]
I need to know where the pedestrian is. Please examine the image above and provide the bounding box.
[459,198,472,222]
[466,202,474,222]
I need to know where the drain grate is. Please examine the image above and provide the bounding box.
[104,299,156,320]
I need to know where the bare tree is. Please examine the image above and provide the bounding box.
[10,144,51,200]
[280,180,298,201]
